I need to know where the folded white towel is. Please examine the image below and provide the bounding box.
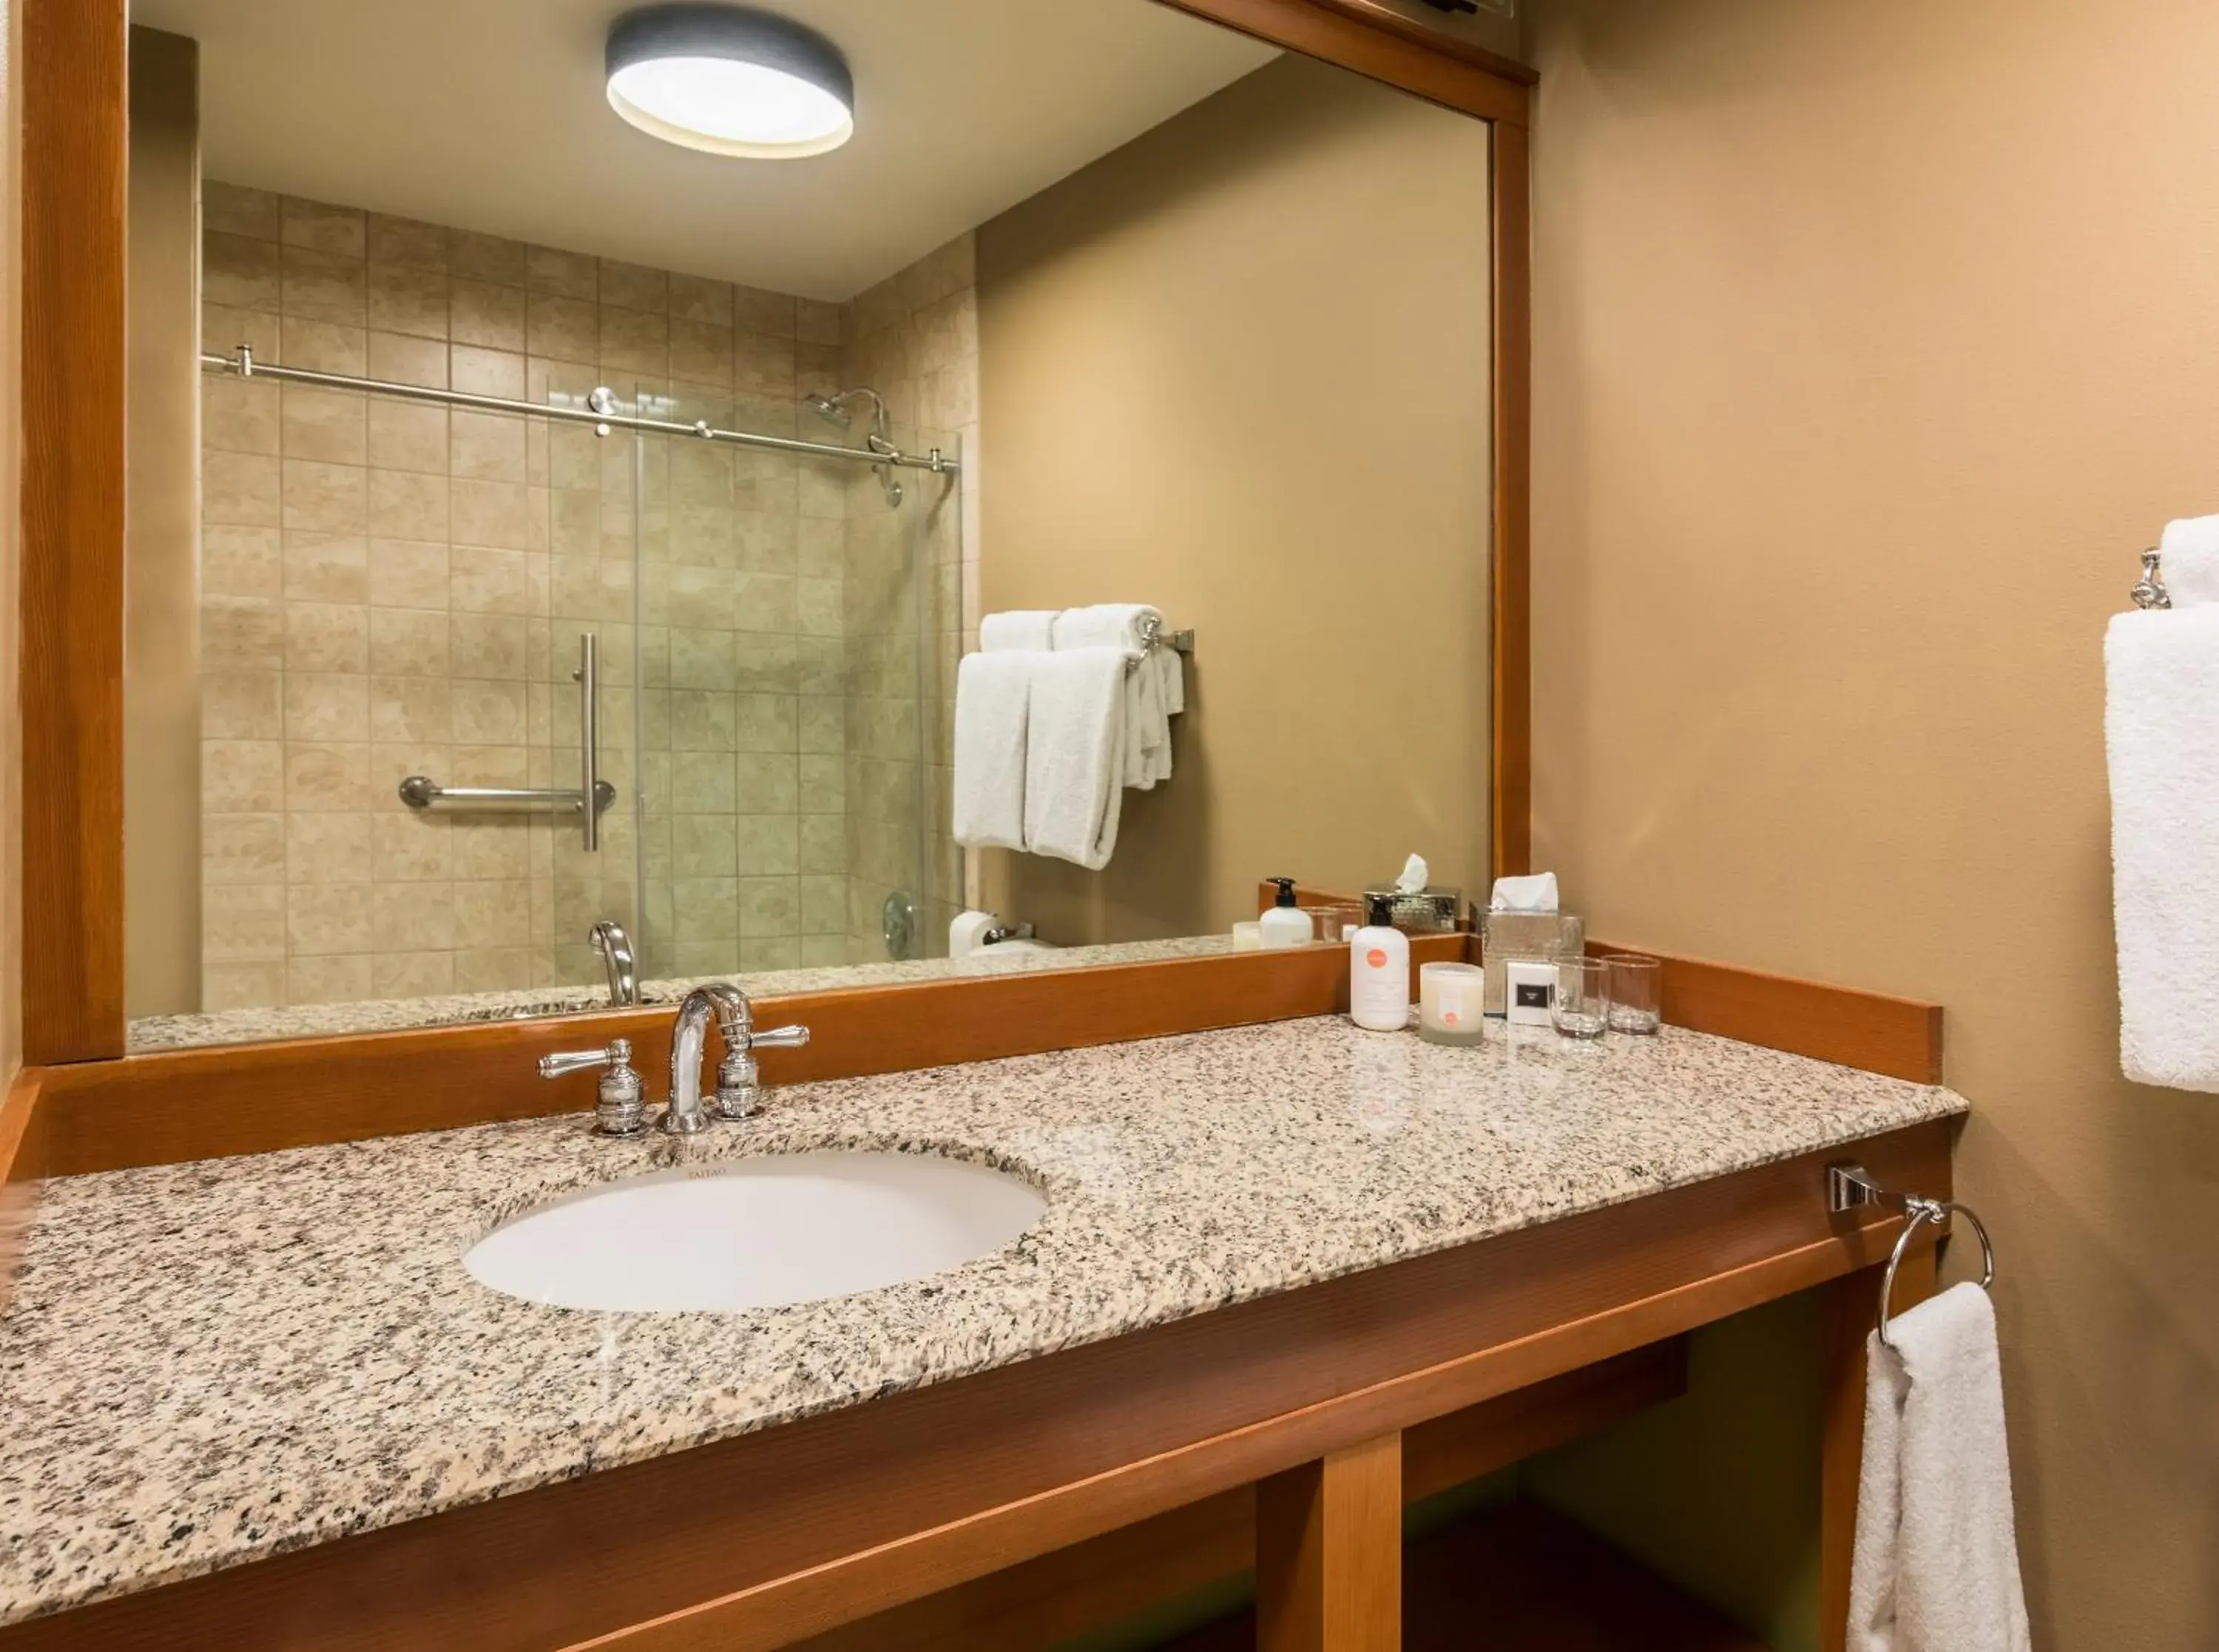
[2158,515,2219,608]
[1053,605,1176,790]
[981,610,1057,651]
[952,651,1033,852]
[1022,647,1127,870]
[2106,604,2219,1089]
[1848,1283,2030,1652]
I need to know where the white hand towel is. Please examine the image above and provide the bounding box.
[2105,604,2219,1089]
[2158,515,2219,608]
[1022,647,1127,870]
[981,610,1058,651]
[1847,1283,2031,1652]
[952,651,1033,852]
[1053,606,1176,790]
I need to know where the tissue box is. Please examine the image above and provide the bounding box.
[1361,884,1462,932]
[1480,912,1585,1015]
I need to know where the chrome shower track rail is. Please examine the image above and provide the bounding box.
[197,346,959,473]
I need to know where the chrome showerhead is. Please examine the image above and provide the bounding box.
[803,391,851,429]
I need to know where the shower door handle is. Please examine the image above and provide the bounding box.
[575,632,601,852]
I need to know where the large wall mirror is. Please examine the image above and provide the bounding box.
[117,0,1502,1051]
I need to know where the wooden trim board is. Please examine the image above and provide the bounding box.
[1589,941,1945,1086]
[1490,112,1533,880]
[791,1340,1686,1652]
[33,935,1470,1176]
[0,1124,1948,1651]
[17,0,128,1065]
[0,1071,45,1313]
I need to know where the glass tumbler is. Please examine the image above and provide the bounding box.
[1604,954,1662,1035]
[1551,959,1610,1039]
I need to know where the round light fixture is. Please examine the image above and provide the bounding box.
[605,4,854,159]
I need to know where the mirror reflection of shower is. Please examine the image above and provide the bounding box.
[805,386,904,504]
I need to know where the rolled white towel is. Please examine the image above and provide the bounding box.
[1022,647,1127,870]
[981,610,1057,651]
[952,651,1033,852]
[2158,515,2219,609]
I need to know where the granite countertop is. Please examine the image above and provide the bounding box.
[125,935,1237,1052]
[0,1016,1965,1625]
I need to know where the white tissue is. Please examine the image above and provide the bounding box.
[1394,854,1430,895]
[1489,872,1560,913]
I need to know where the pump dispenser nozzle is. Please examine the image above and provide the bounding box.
[1267,876,1299,909]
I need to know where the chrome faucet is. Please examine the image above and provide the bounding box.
[661,984,810,1136]
[589,920,637,1006]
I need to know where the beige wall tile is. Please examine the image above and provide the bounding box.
[451,478,533,549]
[450,544,534,615]
[454,879,533,949]
[669,317,733,387]
[369,467,450,540]
[281,458,368,534]
[367,538,450,609]
[368,402,449,475]
[284,742,373,812]
[450,410,529,482]
[286,813,374,884]
[202,595,286,671]
[526,294,598,363]
[367,328,445,388]
[282,197,366,259]
[200,670,284,743]
[283,672,369,742]
[204,376,281,456]
[204,739,286,812]
[205,301,279,362]
[370,675,453,744]
[282,244,369,325]
[283,532,370,603]
[671,272,734,325]
[280,385,367,466]
[204,814,287,886]
[205,884,288,964]
[450,229,527,286]
[527,245,597,299]
[598,257,666,313]
[285,601,371,673]
[370,607,450,677]
[205,231,282,311]
[450,279,527,352]
[288,883,376,955]
[287,952,374,1006]
[367,213,447,271]
[600,306,668,375]
[734,285,797,339]
[795,298,843,346]
[206,181,280,241]
[453,947,533,993]
[368,262,450,339]
[373,813,452,884]
[450,612,530,680]
[799,814,844,874]
[452,345,526,399]
[452,679,527,744]
[735,331,797,399]
[205,450,283,529]
[204,961,289,1010]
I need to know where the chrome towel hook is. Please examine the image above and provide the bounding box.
[1827,1161,1997,1351]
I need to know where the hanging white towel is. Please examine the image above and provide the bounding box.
[952,651,1034,852]
[2105,603,2219,1089]
[2158,515,2219,609]
[981,610,1058,651]
[1053,604,1177,789]
[1847,1283,2031,1652]
[1022,647,1127,870]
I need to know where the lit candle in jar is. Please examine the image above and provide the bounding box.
[1419,961,1487,1046]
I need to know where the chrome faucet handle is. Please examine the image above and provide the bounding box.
[538,1038,645,1137]
[710,1023,811,1121]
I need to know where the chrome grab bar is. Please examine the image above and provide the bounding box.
[397,776,616,813]
[396,631,612,847]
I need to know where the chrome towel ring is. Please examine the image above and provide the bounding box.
[1828,1162,1997,1352]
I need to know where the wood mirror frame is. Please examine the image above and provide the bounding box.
[11,0,1539,1165]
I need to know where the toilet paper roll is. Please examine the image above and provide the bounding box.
[949,910,1000,960]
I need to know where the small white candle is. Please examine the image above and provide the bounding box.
[1419,962,1487,1046]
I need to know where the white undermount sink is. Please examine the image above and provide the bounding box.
[464,1149,1047,1313]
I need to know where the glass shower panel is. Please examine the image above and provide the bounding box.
[534,375,644,991]
[840,422,962,967]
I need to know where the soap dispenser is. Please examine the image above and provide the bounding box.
[1348,893,1412,1032]
[1258,877,1314,949]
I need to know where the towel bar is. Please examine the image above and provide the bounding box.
[1827,1161,1996,1350]
[2132,548,2172,610]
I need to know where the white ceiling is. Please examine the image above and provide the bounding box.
[129,0,1278,299]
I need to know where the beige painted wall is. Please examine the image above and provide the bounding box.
[126,27,203,1018]
[976,53,1492,941]
[1529,0,2219,1643]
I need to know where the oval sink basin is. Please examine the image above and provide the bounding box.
[464,1149,1046,1313]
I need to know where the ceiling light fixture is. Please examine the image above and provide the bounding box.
[605,4,854,159]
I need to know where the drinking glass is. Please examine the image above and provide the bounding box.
[1604,954,1662,1035]
[1551,959,1610,1039]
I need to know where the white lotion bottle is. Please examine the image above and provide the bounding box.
[1349,894,1411,1032]
[1259,877,1314,949]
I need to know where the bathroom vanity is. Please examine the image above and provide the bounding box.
[0,1010,1962,1649]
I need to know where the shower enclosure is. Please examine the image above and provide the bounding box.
[541,372,962,986]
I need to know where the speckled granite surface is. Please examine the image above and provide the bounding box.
[0,1016,1963,1625]
[125,935,1236,1052]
